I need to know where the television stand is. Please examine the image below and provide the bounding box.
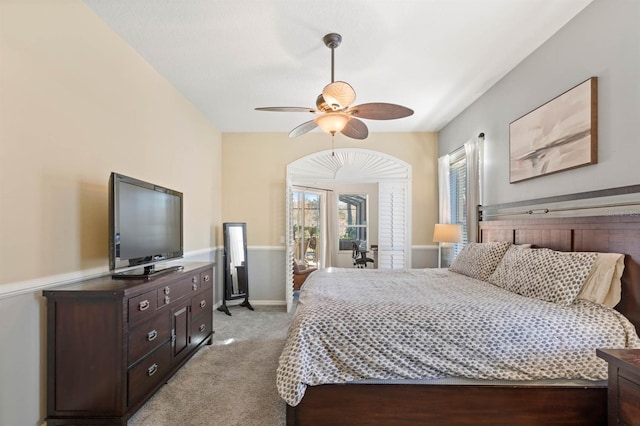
[44,262,214,425]
[112,264,184,280]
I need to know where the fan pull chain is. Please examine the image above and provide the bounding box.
[331,132,335,156]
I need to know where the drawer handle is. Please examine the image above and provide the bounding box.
[192,276,198,284]
[164,286,170,295]
[138,300,150,311]
[147,329,158,341]
[164,295,170,304]
[147,363,158,377]
[192,283,198,291]
[199,324,206,332]
[203,275,210,282]
[199,300,206,309]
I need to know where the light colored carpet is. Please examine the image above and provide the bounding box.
[128,304,292,426]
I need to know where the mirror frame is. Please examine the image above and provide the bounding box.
[218,222,253,315]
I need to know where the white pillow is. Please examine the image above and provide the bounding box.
[515,244,533,249]
[576,253,625,308]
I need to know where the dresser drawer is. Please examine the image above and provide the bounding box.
[128,341,171,406]
[157,274,200,307]
[128,290,158,324]
[190,311,212,348]
[191,289,213,320]
[128,311,171,365]
[200,270,213,290]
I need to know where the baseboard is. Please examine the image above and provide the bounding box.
[219,299,286,306]
[250,299,286,306]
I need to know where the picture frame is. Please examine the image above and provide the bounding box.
[509,77,597,183]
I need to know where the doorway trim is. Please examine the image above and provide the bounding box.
[285,148,412,312]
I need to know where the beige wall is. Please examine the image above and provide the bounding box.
[0,1,222,286]
[0,3,222,425]
[222,132,438,247]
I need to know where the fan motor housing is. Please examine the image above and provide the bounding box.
[323,33,342,49]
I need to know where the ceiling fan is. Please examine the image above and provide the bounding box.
[255,33,414,140]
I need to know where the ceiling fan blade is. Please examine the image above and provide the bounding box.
[255,107,316,113]
[289,120,318,138]
[341,117,368,140]
[348,103,414,120]
[322,81,356,110]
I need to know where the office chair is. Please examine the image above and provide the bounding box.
[352,241,374,268]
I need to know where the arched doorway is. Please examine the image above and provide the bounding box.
[285,148,412,311]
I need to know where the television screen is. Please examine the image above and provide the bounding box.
[109,173,183,278]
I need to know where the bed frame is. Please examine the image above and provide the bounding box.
[286,188,640,426]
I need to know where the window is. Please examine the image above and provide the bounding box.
[448,152,468,259]
[440,136,482,267]
[292,191,321,267]
[337,194,367,251]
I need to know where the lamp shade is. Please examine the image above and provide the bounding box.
[322,81,356,110]
[433,224,463,243]
[314,113,350,134]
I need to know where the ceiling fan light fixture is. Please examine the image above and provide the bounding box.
[315,94,330,112]
[255,33,413,140]
[314,112,350,134]
[322,81,356,110]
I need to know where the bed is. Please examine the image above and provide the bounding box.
[279,189,640,426]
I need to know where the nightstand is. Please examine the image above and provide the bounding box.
[596,348,640,426]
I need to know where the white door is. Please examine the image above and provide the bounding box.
[292,190,322,269]
[377,181,411,269]
[285,184,294,313]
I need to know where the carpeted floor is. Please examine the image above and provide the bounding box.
[128,304,293,426]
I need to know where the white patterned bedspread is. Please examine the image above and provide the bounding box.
[276,268,640,406]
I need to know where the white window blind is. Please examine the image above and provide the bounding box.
[448,154,468,261]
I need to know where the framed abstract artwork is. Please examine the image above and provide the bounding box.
[509,77,597,183]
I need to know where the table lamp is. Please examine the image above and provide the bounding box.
[433,224,463,268]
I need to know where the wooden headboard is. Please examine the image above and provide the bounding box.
[478,215,640,334]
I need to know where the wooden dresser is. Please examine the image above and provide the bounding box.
[597,348,640,426]
[43,262,214,425]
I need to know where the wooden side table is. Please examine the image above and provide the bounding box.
[596,348,640,426]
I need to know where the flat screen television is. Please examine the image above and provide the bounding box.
[109,172,184,279]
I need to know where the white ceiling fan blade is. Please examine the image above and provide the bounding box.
[289,120,318,138]
[348,103,414,120]
[322,81,356,110]
[255,107,316,113]
[341,117,368,140]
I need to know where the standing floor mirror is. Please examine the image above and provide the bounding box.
[218,222,253,316]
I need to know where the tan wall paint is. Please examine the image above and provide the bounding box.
[222,132,438,247]
[0,1,222,285]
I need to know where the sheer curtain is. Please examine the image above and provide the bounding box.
[437,154,453,267]
[464,135,484,244]
[437,133,484,255]
[321,191,334,267]
[437,154,451,225]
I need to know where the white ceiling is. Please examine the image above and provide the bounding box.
[83,0,594,134]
